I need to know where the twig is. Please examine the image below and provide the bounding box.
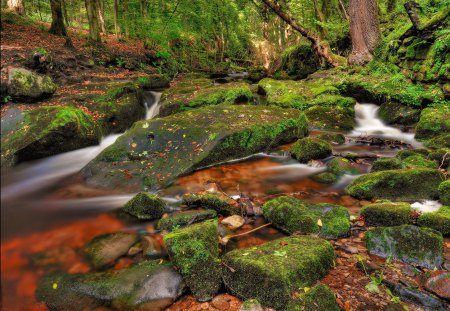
[227,222,272,239]
[439,152,449,170]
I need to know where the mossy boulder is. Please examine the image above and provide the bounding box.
[305,106,355,130]
[360,202,412,227]
[346,168,444,200]
[311,172,338,184]
[395,149,430,160]
[159,79,253,116]
[182,192,239,215]
[122,192,166,220]
[329,157,360,176]
[163,220,221,301]
[262,196,350,239]
[371,158,404,172]
[7,67,57,101]
[286,283,340,311]
[378,101,421,125]
[84,232,138,269]
[417,206,450,236]
[425,133,450,149]
[82,105,309,191]
[276,43,321,80]
[222,236,335,311]
[157,209,217,231]
[36,260,184,310]
[439,180,450,205]
[1,106,101,167]
[365,225,443,268]
[415,107,450,140]
[291,138,332,163]
[429,148,450,169]
[402,155,438,169]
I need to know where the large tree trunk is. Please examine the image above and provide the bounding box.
[49,0,67,36]
[123,0,130,37]
[261,0,344,67]
[85,0,102,43]
[7,0,24,14]
[348,0,380,65]
[113,0,121,39]
[96,0,106,33]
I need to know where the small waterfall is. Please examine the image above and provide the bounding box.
[144,91,162,119]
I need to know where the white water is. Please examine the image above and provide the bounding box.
[144,91,162,119]
[350,103,422,147]
[411,200,442,213]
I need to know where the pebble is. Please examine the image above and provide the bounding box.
[221,215,245,230]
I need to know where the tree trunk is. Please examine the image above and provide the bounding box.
[85,0,102,43]
[96,0,106,33]
[49,0,68,36]
[140,0,148,18]
[348,0,380,65]
[113,0,121,39]
[404,1,422,29]
[337,0,350,21]
[7,0,24,14]
[123,0,130,37]
[61,0,69,26]
[313,0,327,37]
[261,0,344,67]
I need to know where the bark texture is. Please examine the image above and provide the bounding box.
[7,0,24,14]
[85,0,101,43]
[49,0,67,36]
[348,0,380,65]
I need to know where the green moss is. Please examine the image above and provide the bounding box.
[291,138,332,163]
[395,149,430,160]
[439,181,450,205]
[315,133,346,145]
[378,101,421,125]
[287,284,340,311]
[122,192,166,220]
[329,157,360,176]
[365,225,443,269]
[428,148,450,169]
[262,196,350,239]
[425,133,450,149]
[311,172,338,184]
[240,299,263,311]
[360,202,412,227]
[371,158,404,172]
[157,209,217,231]
[222,236,335,311]
[182,193,238,215]
[8,68,57,100]
[346,168,444,200]
[415,106,450,140]
[305,105,355,130]
[417,206,450,236]
[402,155,438,169]
[164,219,221,301]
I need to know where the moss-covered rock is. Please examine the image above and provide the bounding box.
[275,43,322,80]
[239,299,264,311]
[36,260,184,310]
[417,206,450,236]
[378,101,421,125]
[1,106,101,167]
[402,154,438,169]
[182,192,239,215]
[360,202,412,227]
[222,236,335,311]
[122,192,166,220]
[371,158,404,172]
[429,148,450,169]
[159,79,253,116]
[395,149,430,160]
[425,133,450,149]
[82,105,309,191]
[7,67,57,101]
[311,172,338,184]
[157,209,217,231]
[329,157,360,176]
[415,107,450,140]
[315,133,346,145]
[286,283,340,311]
[305,105,355,130]
[84,232,138,269]
[291,138,332,163]
[438,181,450,205]
[262,196,350,239]
[164,219,221,301]
[346,168,444,200]
[365,225,443,269]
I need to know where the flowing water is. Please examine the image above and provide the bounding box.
[0,97,436,309]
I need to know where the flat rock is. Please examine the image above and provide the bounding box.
[425,271,450,300]
[221,215,245,230]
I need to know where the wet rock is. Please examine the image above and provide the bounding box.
[157,209,217,231]
[356,259,381,274]
[311,172,338,184]
[164,220,221,301]
[239,299,264,311]
[7,67,57,101]
[142,235,163,258]
[36,260,184,311]
[329,157,360,176]
[82,105,308,191]
[221,215,245,230]
[383,280,446,310]
[365,225,443,269]
[371,158,404,172]
[291,138,332,163]
[417,206,450,236]
[286,283,340,311]
[122,192,166,220]
[315,133,346,145]
[425,271,450,300]
[346,168,444,201]
[360,202,412,227]
[182,192,240,215]
[439,181,450,205]
[415,106,450,140]
[1,106,101,167]
[84,232,138,269]
[262,196,350,239]
[378,101,421,125]
[305,106,355,131]
[222,236,335,311]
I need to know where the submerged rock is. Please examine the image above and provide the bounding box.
[415,107,450,140]
[164,219,221,301]
[36,260,184,310]
[84,232,138,269]
[365,225,443,269]
[360,202,412,227]
[346,168,444,200]
[1,106,100,166]
[82,105,308,191]
[262,196,350,239]
[291,137,332,163]
[122,192,166,220]
[417,206,450,236]
[157,209,217,231]
[7,67,57,101]
[182,192,240,215]
[222,236,335,311]
[286,283,340,311]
